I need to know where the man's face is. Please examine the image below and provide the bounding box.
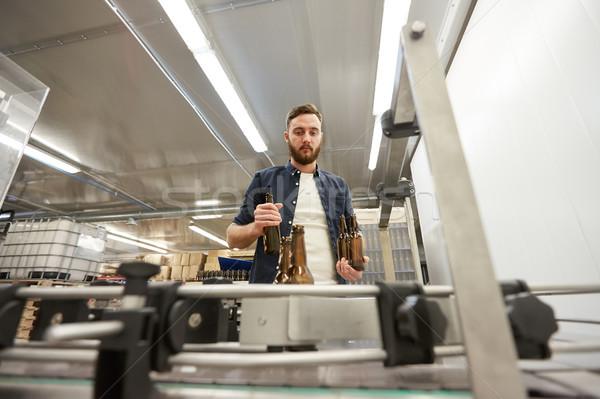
[285,113,323,165]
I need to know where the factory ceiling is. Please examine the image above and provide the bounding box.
[0,0,463,257]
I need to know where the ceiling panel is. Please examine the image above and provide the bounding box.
[0,0,117,47]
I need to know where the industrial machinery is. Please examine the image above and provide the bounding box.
[1,261,599,398]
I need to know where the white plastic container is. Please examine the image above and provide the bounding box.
[0,218,106,281]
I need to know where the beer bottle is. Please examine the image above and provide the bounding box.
[348,213,365,271]
[289,225,314,284]
[337,215,350,262]
[263,190,280,255]
[274,236,292,284]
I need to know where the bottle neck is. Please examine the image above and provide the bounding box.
[280,241,291,271]
[350,216,358,231]
[339,218,347,234]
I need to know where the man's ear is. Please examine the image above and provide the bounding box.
[284,131,289,142]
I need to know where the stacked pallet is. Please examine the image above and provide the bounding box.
[15,279,85,341]
[16,298,39,340]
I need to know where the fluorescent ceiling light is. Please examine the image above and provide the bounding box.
[189,224,228,247]
[157,0,268,153]
[31,135,81,165]
[24,146,81,174]
[1,133,80,174]
[194,199,220,207]
[368,0,411,171]
[368,114,383,171]
[192,214,223,220]
[107,232,168,254]
[111,230,169,251]
[2,119,81,174]
[155,0,210,53]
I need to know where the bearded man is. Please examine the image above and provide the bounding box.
[227,104,368,284]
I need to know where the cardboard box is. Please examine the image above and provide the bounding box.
[181,265,190,280]
[180,253,191,266]
[230,249,254,259]
[204,261,220,271]
[206,250,229,270]
[99,264,118,275]
[171,253,183,266]
[159,266,171,280]
[171,265,183,280]
[144,254,167,266]
[189,252,207,266]
[189,265,200,280]
[207,249,229,257]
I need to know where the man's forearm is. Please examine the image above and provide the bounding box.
[226,223,262,250]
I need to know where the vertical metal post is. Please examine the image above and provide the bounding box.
[401,22,526,398]
[379,228,396,282]
[403,198,423,283]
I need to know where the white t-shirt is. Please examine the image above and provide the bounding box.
[292,173,337,284]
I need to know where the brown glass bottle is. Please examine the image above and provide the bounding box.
[263,191,280,255]
[337,215,350,262]
[274,236,292,284]
[348,213,365,271]
[289,225,314,284]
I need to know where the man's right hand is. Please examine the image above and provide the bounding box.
[252,202,283,236]
[226,203,283,250]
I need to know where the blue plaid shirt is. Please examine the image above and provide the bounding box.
[232,160,355,283]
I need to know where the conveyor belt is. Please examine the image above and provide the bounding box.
[1,338,599,397]
[0,377,474,399]
[1,354,598,398]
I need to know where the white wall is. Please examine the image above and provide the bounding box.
[413,0,600,338]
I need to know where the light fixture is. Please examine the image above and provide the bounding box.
[368,0,411,171]
[194,199,220,207]
[107,231,168,254]
[0,210,13,223]
[192,214,223,220]
[24,146,81,174]
[157,0,268,153]
[189,224,228,247]
[368,114,383,171]
[0,133,81,174]
[126,217,138,226]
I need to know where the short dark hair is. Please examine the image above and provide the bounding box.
[286,104,322,130]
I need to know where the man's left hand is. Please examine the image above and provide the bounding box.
[336,256,370,281]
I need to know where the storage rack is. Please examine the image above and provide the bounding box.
[353,222,416,285]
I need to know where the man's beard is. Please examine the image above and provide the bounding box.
[288,141,322,165]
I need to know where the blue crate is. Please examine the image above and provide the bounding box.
[218,257,252,271]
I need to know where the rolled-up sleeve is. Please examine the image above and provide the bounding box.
[343,180,354,217]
